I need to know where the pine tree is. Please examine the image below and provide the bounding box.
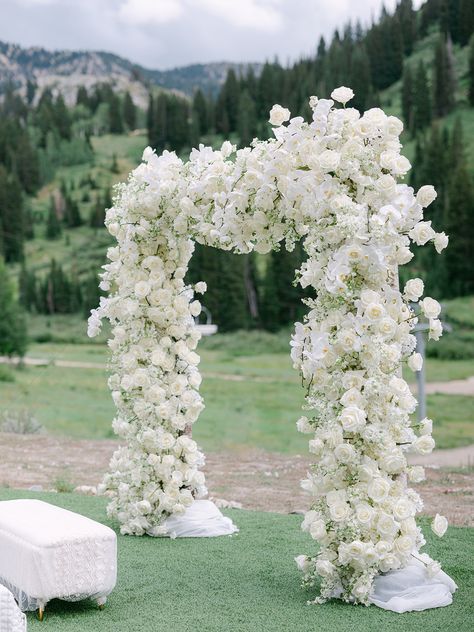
[397,0,417,55]
[0,167,24,262]
[217,253,248,331]
[260,255,280,332]
[401,64,414,130]
[19,265,37,312]
[443,161,474,296]
[412,61,432,132]
[123,92,136,130]
[469,35,474,106]
[192,89,209,136]
[350,47,371,112]
[76,86,90,109]
[109,94,124,134]
[459,0,474,46]
[237,90,257,146]
[46,197,62,239]
[89,194,106,228]
[0,258,27,357]
[82,271,102,317]
[64,195,82,228]
[433,35,455,117]
[146,92,156,145]
[53,94,71,140]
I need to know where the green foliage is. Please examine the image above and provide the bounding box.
[122,91,136,130]
[0,258,27,357]
[413,60,432,132]
[433,35,455,117]
[45,197,62,239]
[0,365,15,382]
[0,166,24,262]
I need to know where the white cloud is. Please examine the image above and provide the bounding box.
[195,0,283,33]
[118,0,184,26]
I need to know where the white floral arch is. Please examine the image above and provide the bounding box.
[89,88,451,606]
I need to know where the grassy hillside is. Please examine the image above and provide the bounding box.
[381,25,474,166]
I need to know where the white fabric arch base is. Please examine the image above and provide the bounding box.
[150,500,239,539]
[369,557,457,613]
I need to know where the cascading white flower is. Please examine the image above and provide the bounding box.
[89,89,447,605]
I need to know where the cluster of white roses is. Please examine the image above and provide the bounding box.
[89,86,448,603]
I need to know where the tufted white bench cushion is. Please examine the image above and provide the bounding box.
[0,499,117,614]
[0,584,26,632]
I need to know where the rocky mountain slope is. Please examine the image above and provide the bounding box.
[0,40,259,106]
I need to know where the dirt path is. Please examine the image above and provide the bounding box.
[1,433,472,527]
[2,356,474,394]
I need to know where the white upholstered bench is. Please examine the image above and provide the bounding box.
[0,584,26,632]
[0,499,117,620]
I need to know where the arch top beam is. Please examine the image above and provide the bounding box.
[89,89,449,606]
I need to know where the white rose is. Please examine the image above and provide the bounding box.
[367,478,390,503]
[296,416,312,434]
[375,174,397,196]
[355,503,373,525]
[377,512,398,537]
[315,559,336,578]
[269,104,290,126]
[404,278,424,302]
[394,535,413,554]
[409,221,436,246]
[301,509,318,532]
[393,499,414,521]
[420,297,441,319]
[308,438,324,455]
[378,317,397,337]
[408,465,425,483]
[429,318,443,341]
[389,376,409,396]
[330,86,354,105]
[319,149,341,172]
[334,443,356,462]
[294,555,310,573]
[408,352,423,372]
[329,501,351,522]
[431,513,448,537]
[309,519,327,540]
[416,185,437,207]
[420,417,433,435]
[189,300,201,317]
[434,232,449,253]
[413,435,435,455]
[365,302,385,321]
[340,387,363,408]
[195,281,207,294]
[339,406,367,433]
[134,280,151,299]
[385,116,404,137]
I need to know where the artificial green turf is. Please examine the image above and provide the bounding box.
[0,489,472,632]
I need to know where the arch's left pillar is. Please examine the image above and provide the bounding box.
[90,225,236,536]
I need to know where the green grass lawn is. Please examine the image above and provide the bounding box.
[1,336,473,451]
[0,489,471,632]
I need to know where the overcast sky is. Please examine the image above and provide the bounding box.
[1,0,424,70]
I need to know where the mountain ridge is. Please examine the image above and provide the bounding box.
[0,39,261,106]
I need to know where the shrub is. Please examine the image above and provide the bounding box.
[0,410,43,434]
